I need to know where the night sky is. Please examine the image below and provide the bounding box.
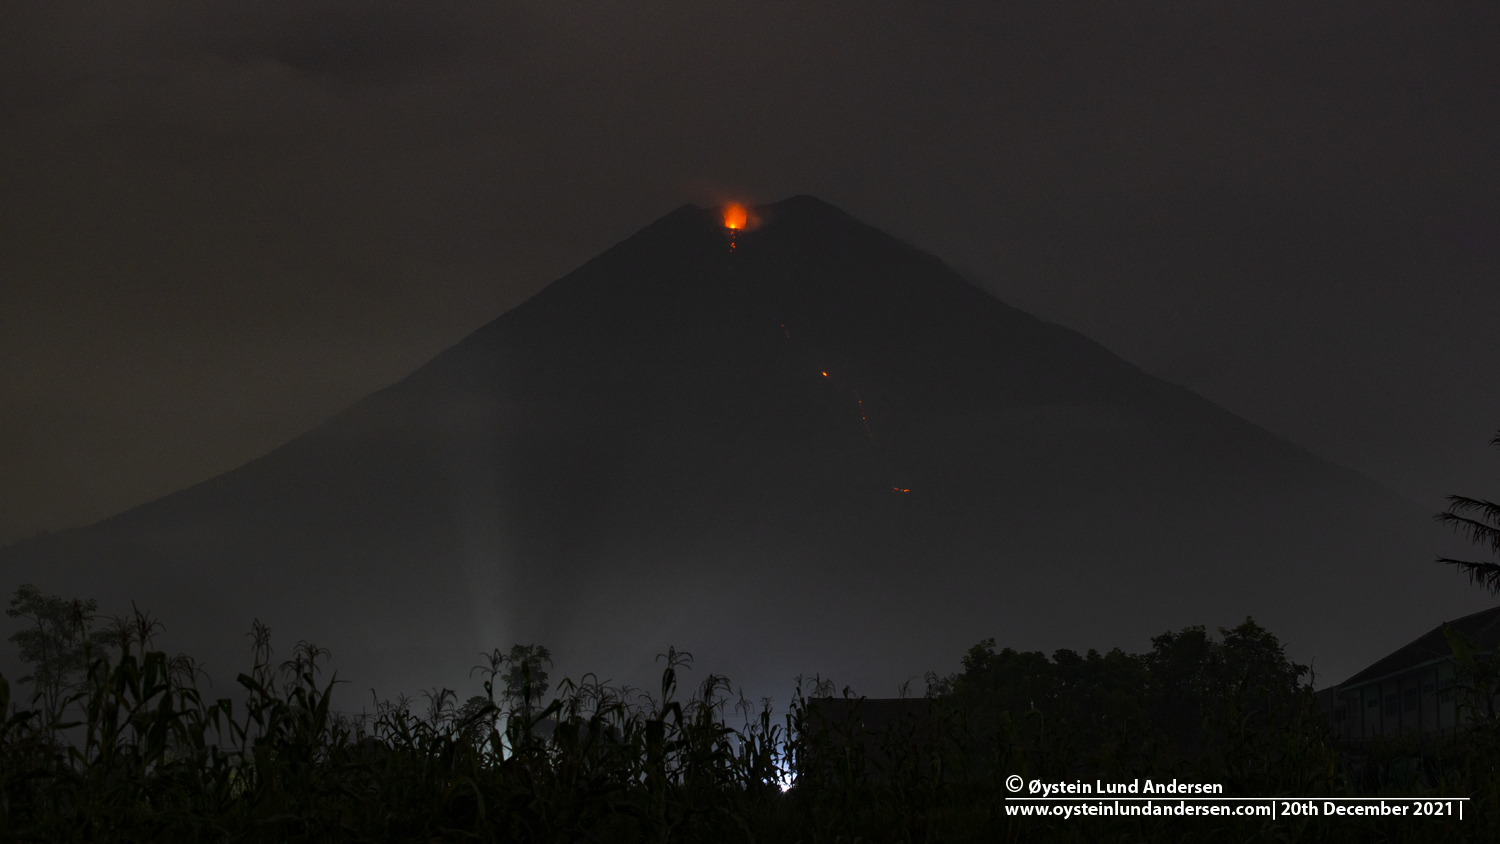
[3,0,1498,548]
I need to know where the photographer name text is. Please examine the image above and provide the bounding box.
[1028,778,1222,797]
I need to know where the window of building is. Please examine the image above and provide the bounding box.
[1438,677,1456,701]
[1423,682,1435,694]
[1403,687,1418,712]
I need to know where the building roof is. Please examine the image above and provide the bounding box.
[1340,605,1500,689]
[802,698,934,732]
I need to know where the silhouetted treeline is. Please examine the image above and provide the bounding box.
[946,619,1313,769]
[2,587,1496,842]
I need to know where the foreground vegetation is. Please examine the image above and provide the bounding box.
[2,588,1498,842]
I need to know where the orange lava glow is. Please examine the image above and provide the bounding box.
[853,391,874,440]
[723,203,748,230]
[821,371,829,377]
[892,486,910,493]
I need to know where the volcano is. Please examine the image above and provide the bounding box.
[1,197,1485,696]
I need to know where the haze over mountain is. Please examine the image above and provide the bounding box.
[1,197,1486,698]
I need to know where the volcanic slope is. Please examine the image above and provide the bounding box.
[1,197,1485,695]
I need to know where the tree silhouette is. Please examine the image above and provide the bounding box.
[5,584,113,714]
[1436,428,1500,594]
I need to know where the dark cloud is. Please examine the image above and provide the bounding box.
[206,1,477,86]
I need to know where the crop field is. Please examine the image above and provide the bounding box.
[2,588,1497,843]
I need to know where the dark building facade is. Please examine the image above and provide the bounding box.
[797,697,938,777]
[1319,606,1500,740]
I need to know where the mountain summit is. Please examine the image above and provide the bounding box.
[1,197,1483,693]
